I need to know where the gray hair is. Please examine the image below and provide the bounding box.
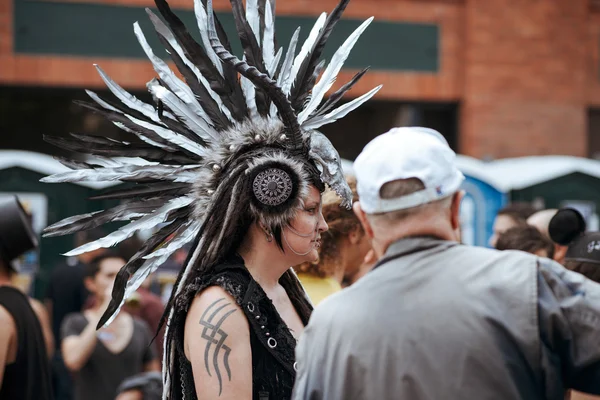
[366,178,453,225]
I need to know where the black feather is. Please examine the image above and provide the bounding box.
[45,134,199,165]
[309,67,369,118]
[155,34,233,131]
[74,100,197,157]
[43,199,168,237]
[228,0,270,115]
[290,0,351,111]
[148,5,248,122]
[89,182,192,201]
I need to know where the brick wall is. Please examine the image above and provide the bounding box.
[0,0,463,101]
[3,0,600,159]
[461,0,591,159]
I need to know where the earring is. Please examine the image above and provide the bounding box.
[265,230,273,243]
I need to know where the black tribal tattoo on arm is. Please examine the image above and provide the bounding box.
[199,297,238,396]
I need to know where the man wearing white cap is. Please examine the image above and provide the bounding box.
[292,127,600,399]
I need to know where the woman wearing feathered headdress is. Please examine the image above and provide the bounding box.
[41,0,381,398]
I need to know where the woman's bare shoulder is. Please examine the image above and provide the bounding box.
[184,286,252,399]
[184,286,250,355]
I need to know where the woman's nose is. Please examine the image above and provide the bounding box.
[318,212,328,233]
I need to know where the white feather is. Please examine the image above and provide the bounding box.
[134,22,213,126]
[45,211,102,231]
[240,75,259,119]
[94,65,164,124]
[146,9,234,123]
[41,165,199,185]
[148,83,219,143]
[298,17,374,123]
[143,221,201,259]
[63,196,194,256]
[193,0,224,75]
[302,85,383,130]
[126,115,209,158]
[268,47,283,77]
[85,90,121,113]
[284,13,327,96]
[263,0,276,74]
[111,121,178,152]
[277,27,300,87]
[246,0,260,42]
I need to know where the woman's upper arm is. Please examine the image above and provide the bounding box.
[184,286,252,400]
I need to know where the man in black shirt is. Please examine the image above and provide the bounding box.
[0,197,54,400]
[44,229,106,400]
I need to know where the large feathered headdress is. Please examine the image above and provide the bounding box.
[42,0,380,330]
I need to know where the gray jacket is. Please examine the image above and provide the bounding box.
[292,237,600,400]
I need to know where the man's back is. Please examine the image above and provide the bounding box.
[293,237,600,400]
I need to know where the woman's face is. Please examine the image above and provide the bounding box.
[282,185,328,263]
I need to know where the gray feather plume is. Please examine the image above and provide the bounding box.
[94,65,163,124]
[298,17,374,123]
[41,164,199,184]
[302,84,383,130]
[134,22,213,126]
[147,83,218,143]
[193,0,224,75]
[63,196,194,257]
[125,115,209,157]
[146,9,234,123]
[284,13,326,96]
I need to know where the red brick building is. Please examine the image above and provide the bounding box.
[1,0,600,160]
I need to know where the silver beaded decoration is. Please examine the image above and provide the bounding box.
[252,168,293,206]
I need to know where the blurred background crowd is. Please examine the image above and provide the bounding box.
[2,0,600,399]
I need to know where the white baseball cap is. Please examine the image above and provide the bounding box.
[354,127,465,214]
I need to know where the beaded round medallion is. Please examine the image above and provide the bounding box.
[252,168,293,206]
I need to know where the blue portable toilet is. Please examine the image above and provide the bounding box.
[455,156,509,247]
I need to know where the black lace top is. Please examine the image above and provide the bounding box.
[169,256,313,400]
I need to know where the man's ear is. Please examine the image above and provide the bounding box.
[348,226,363,245]
[553,244,568,264]
[450,191,465,232]
[353,201,374,240]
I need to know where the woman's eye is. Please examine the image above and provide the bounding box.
[305,208,316,214]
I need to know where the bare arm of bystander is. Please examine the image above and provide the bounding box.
[0,305,16,391]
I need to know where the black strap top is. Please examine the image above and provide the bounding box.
[0,286,53,400]
[169,256,312,400]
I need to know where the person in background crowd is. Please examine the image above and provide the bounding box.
[548,208,600,400]
[115,372,162,400]
[528,209,568,264]
[61,252,159,400]
[296,177,373,305]
[495,225,555,258]
[293,127,600,400]
[123,275,165,358]
[45,228,106,400]
[488,202,536,247]
[0,197,54,400]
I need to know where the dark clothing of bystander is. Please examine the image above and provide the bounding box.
[0,286,53,400]
[61,313,157,400]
